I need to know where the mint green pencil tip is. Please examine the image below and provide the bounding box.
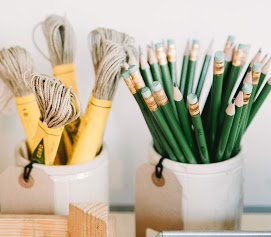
[167,39,175,45]
[129,65,139,73]
[141,87,151,98]
[155,42,164,49]
[252,62,262,72]
[122,70,130,79]
[227,35,235,42]
[192,39,199,45]
[151,81,161,92]
[242,83,253,94]
[187,93,198,104]
[238,43,250,52]
[214,51,225,63]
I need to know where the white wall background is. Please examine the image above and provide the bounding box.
[0,0,271,207]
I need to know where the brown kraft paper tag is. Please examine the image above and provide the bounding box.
[0,166,54,214]
[135,163,183,237]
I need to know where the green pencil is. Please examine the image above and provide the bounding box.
[244,62,262,128]
[221,44,250,114]
[173,85,195,150]
[140,51,154,88]
[167,39,177,85]
[223,91,243,160]
[215,103,235,162]
[255,57,271,95]
[248,77,271,126]
[184,39,199,100]
[232,83,253,156]
[152,81,197,164]
[222,45,234,95]
[195,40,213,98]
[209,51,224,155]
[155,42,177,117]
[141,87,186,163]
[187,93,210,164]
[122,71,165,155]
[179,40,190,93]
[147,45,164,88]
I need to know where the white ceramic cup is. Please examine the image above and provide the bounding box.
[15,141,109,215]
[148,145,244,230]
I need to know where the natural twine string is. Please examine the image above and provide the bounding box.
[28,74,80,128]
[89,28,137,100]
[0,47,34,97]
[33,14,75,66]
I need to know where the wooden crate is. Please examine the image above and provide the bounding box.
[0,203,115,237]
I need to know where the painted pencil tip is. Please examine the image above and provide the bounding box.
[226,103,235,116]
[121,70,130,80]
[235,91,244,107]
[129,65,139,74]
[141,87,151,98]
[242,83,253,94]
[227,35,235,42]
[151,81,161,92]
[173,86,183,101]
[252,62,262,73]
[214,51,224,63]
[155,42,164,49]
[258,48,262,53]
[187,93,198,104]
[167,39,175,45]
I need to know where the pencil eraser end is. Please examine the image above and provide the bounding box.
[155,42,164,49]
[238,43,250,52]
[227,35,235,42]
[151,81,161,92]
[214,51,225,63]
[122,71,130,80]
[141,87,151,98]
[242,83,253,94]
[192,39,199,45]
[252,62,262,72]
[187,93,198,104]
[129,65,139,74]
[167,39,175,45]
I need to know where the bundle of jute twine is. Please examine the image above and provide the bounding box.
[33,14,75,67]
[0,47,34,97]
[69,27,138,164]
[28,73,80,165]
[28,74,80,128]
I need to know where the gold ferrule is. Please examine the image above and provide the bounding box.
[130,71,146,90]
[190,44,199,61]
[214,61,225,76]
[167,45,176,62]
[124,76,136,95]
[232,49,247,67]
[243,92,251,105]
[252,71,261,86]
[153,89,168,106]
[188,101,200,116]
[144,95,158,112]
[156,47,168,65]
[224,41,231,53]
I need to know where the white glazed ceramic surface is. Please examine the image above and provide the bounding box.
[148,145,244,230]
[15,141,109,215]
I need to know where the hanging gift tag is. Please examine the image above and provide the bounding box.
[0,166,54,214]
[135,163,183,237]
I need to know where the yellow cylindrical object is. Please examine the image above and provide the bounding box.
[69,95,112,165]
[53,63,79,96]
[31,120,64,165]
[53,63,81,159]
[15,94,40,151]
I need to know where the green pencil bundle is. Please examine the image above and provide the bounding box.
[123,37,271,164]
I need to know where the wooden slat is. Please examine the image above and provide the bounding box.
[0,215,68,237]
[68,203,108,237]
